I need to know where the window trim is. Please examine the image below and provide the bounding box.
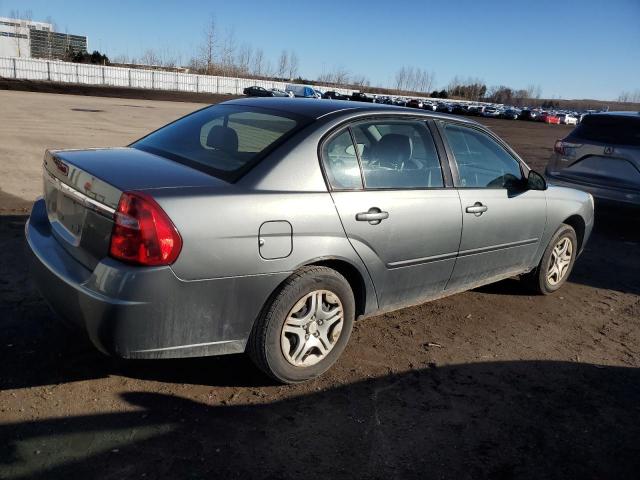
[318,115,451,192]
[435,119,530,190]
[319,127,364,191]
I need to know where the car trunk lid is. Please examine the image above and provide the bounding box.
[42,147,226,270]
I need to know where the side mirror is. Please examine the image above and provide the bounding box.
[527,170,547,191]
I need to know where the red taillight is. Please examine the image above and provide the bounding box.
[554,140,582,156]
[109,191,182,266]
[554,139,564,154]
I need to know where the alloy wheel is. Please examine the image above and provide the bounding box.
[547,237,573,286]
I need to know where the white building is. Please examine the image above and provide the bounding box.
[0,17,53,58]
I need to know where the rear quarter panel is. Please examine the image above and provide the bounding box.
[153,187,364,281]
[532,186,594,265]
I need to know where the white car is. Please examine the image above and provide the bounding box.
[481,107,501,118]
[557,114,578,125]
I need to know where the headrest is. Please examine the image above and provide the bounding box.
[206,125,239,153]
[374,134,413,164]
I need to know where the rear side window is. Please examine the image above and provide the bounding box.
[351,121,444,189]
[570,114,640,146]
[322,130,363,190]
[133,105,305,181]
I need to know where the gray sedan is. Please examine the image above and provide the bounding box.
[26,98,594,383]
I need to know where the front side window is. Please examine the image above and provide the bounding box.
[351,120,444,189]
[441,123,523,188]
[133,105,304,181]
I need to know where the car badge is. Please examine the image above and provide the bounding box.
[604,146,614,155]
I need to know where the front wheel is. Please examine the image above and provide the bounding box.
[247,266,355,384]
[524,224,578,294]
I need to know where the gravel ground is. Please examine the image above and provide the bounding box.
[1,91,639,480]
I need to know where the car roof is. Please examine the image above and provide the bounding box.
[588,111,640,118]
[221,97,481,125]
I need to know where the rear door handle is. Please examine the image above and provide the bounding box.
[465,202,488,216]
[356,207,389,225]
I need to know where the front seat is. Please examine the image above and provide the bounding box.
[371,133,413,169]
[206,125,239,154]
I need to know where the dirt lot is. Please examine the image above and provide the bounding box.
[1,91,639,480]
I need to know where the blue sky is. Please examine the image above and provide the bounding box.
[1,0,638,100]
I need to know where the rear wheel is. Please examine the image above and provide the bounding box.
[524,224,578,294]
[248,266,355,384]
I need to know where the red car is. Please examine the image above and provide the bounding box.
[539,112,560,124]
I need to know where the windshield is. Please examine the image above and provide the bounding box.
[132,104,307,181]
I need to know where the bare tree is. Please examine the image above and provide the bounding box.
[351,74,370,88]
[446,76,487,100]
[276,50,288,79]
[43,15,57,60]
[395,67,407,91]
[262,58,274,77]
[334,67,350,84]
[394,66,435,93]
[199,15,217,74]
[236,44,253,75]
[447,75,462,96]
[219,27,237,76]
[288,50,299,79]
[513,89,529,106]
[525,84,542,100]
[316,72,331,83]
[618,89,640,103]
[533,85,542,99]
[406,67,417,91]
[319,65,350,85]
[162,54,178,68]
[485,85,514,104]
[139,49,161,66]
[112,54,130,64]
[252,48,265,76]
[420,70,435,93]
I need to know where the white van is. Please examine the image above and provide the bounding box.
[285,84,319,98]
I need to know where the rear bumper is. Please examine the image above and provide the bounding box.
[26,199,288,359]
[545,171,640,207]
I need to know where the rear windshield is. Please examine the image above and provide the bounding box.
[132,104,307,181]
[569,114,640,146]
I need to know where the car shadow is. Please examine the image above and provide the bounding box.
[1,361,639,480]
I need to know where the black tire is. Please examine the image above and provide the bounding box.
[247,266,355,384]
[524,224,578,295]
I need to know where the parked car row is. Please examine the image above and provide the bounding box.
[243,85,602,128]
[403,101,585,125]
[243,86,294,98]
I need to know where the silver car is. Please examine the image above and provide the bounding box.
[26,98,594,383]
[546,112,640,207]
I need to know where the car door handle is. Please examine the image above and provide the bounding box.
[356,207,389,225]
[465,202,488,216]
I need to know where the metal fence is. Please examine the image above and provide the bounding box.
[0,56,357,96]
